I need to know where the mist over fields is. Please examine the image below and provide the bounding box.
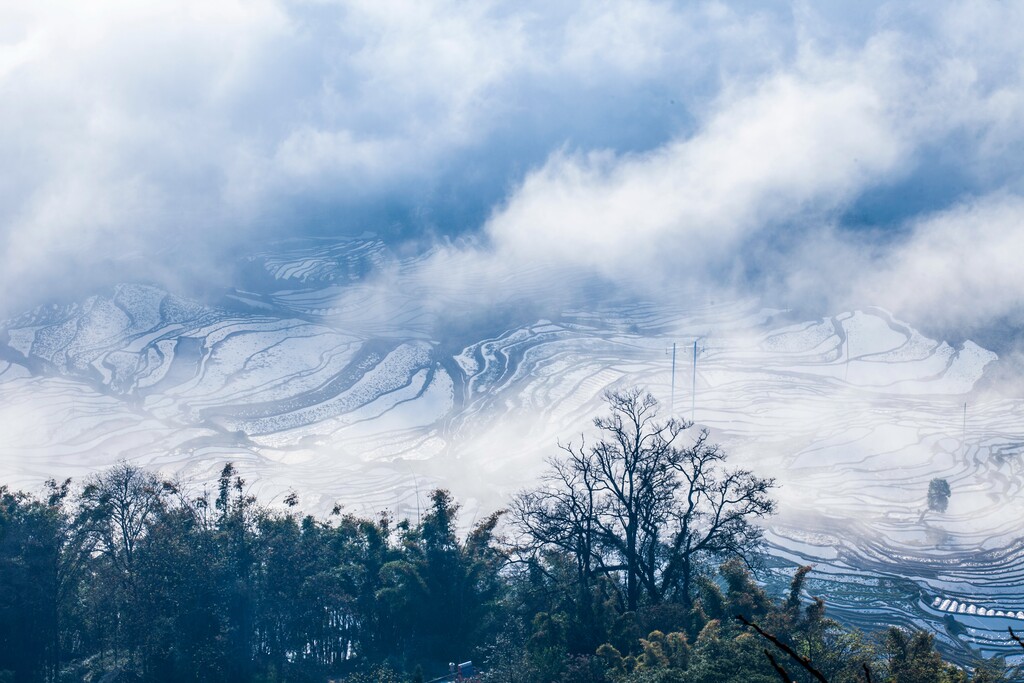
[3,0,1024,663]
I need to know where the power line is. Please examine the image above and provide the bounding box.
[670,342,677,415]
[692,339,703,422]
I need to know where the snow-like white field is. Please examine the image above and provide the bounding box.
[1,237,1022,663]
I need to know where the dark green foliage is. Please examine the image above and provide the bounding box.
[378,489,506,669]
[0,461,513,682]
[882,627,967,683]
[969,657,1010,683]
[684,621,779,683]
[0,413,1008,682]
[0,485,64,682]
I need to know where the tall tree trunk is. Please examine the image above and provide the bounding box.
[681,555,693,611]
[626,521,639,611]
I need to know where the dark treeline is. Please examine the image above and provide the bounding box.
[0,390,1015,682]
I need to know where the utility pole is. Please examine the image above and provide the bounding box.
[691,340,699,422]
[670,342,677,415]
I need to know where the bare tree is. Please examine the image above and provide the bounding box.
[662,428,776,608]
[588,389,687,611]
[512,388,775,611]
[510,444,603,591]
[80,461,166,581]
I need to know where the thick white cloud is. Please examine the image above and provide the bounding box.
[436,0,1024,332]
[2,0,1024,340]
[858,195,1024,330]
[0,0,784,309]
[483,55,905,281]
[0,0,291,300]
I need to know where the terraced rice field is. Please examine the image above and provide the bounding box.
[1,237,1022,664]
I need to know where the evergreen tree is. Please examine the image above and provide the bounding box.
[0,487,64,682]
[928,479,952,512]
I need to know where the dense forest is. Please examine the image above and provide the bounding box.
[0,390,1017,682]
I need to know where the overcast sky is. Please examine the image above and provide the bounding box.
[2,0,1024,341]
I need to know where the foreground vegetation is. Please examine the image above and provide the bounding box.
[0,391,1016,682]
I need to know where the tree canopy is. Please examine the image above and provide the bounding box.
[511,389,775,613]
[0,390,1013,682]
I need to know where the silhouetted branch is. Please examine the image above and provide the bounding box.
[1010,626,1024,650]
[862,662,873,682]
[764,649,794,682]
[735,614,828,683]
